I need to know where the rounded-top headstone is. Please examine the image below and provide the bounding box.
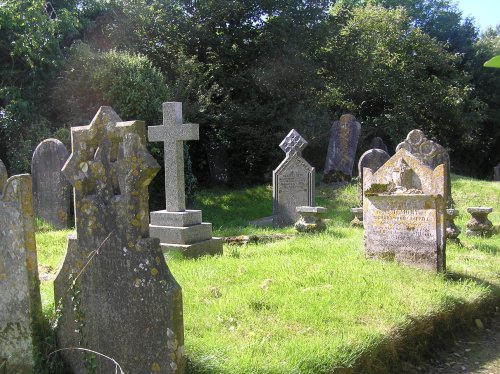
[31,138,70,229]
[357,148,390,203]
[371,137,388,153]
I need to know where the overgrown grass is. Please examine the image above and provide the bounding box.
[36,174,499,373]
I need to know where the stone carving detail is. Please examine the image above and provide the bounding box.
[396,129,452,205]
[1,174,43,374]
[363,149,447,272]
[54,107,184,373]
[273,129,315,227]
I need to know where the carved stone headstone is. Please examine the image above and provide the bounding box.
[0,158,7,192]
[363,148,447,272]
[323,114,361,182]
[371,136,388,153]
[357,148,390,204]
[54,107,184,373]
[1,174,43,374]
[273,129,315,227]
[148,102,223,257]
[31,138,70,228]
[396,129,452,205]
[494,162,500,181]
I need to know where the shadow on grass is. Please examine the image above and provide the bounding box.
[445,271,500,297]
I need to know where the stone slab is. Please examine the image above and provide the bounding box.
[296,206,327,213]
[160,237,223,258]
[150,222,213,244]
[0,174,43,374]
[150,209,202,226]
[31,138,70,229]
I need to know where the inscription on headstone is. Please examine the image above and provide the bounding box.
[54,107,184,373]
[363,149,447,272]
[323,114,361,182]
[273,129,314,227]
[1,174,43,374]
[31,138,70,229]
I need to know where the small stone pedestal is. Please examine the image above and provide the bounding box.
[446,208,461,242]
[295,206,327,233]
[466,207,494,237]
[350,207,363,227]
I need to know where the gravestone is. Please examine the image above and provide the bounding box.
[494,162,500,181]
[54,107,184,373]
[363,148,447,272]
[371,136,388,153]
[0,158,7,191]
[396,129,452,206]
[273,129,315,227]
[206,142,229,184]
[323,114,361,182]
[149,102,222,257]
[357,148,390,204]
[31,138,70,229]
[1,174,43,374]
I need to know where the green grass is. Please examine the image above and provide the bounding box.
[36,174,499,373]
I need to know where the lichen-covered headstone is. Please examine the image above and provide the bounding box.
[357,148,390,204]
[31,138,70,229]
[363,149,447,272]
[323,114,361,182]
[54,107,184,374]
[273,129,315,227]
[0,174,43,374]
[396,129,452,206]
[0,158,8,191]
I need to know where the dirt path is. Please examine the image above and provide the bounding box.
[405,310,500,374]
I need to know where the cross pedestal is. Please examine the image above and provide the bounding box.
[148,102,222,257]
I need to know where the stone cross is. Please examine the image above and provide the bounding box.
[280,129,307,157]
[148,102,199,212]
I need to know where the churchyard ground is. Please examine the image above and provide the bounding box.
[36,174,499,373]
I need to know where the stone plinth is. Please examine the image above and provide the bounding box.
[148,102,222,257]
[350,207,363,227]
[446,208,461,242]
[363,149,447,272]
[466,207,493,237]
[295,206,327,233]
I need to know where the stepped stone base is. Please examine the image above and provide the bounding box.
[149,209,223,257]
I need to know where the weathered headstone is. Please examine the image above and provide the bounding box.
[273,129,315,227]
[206,142,229,184]
[371,136,388,153]
[54,107,184,373]
[396,129,452,206]
[149,102,222,257]
[323,114,361,182]
[363,148,447,272]
[31,138,70,229]
[357,148,390,204]
[0,158,8,191]
[494,162,500,181]
[1,174,43,374]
